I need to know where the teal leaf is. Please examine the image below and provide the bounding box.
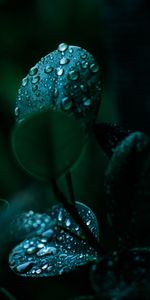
[9,202,99,277]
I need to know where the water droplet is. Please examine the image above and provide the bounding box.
[58,43,68,52]
[54,88,59,98]
[81,61,89,69]
[47,266,52,271]
[90,63,99,73]
[23,241,30,249]
[57,236,63,241]
[44,65,53,74]
[68,69,79,81]
[80,53,87,59]
[79,254,84,259]
[31,75,40,84]
[35,269,42,274]
[26,246,37,255]
[29,66,38,76]
[42,229,54,239]
[14,107,20,117]
[65,218,71,227]
[60,57,70,65]
[80,84,88,93]
[37,243,45,249]
[37,246,57,257]
[22,77,28,87]
[56,67,64,76]
[32,85,38,92]
[75,225,80,231]
[16,262,33,273]
[40,238,47,243]
[61,97,72,110]
[83,98,91,106]
[42,264,48,270]
[86,220,91,226]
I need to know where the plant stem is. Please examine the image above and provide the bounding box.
[51,179,105,255]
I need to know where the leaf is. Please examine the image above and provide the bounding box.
[9,202,99,277]
[12,43,102,181]
[93,122,132,157]
[10,210,54,242]
[90,247,150,300]
[104,131,150,246]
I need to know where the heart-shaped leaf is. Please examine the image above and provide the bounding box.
[9,202,99,277]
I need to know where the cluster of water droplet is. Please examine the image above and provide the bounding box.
[10,210,53,241]
[14,43,102,130]
[9,202,99,277]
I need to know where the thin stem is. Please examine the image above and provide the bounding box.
[65,172,75,204]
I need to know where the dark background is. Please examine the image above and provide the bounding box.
[0,0,150,299]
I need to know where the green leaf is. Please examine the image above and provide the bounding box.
[9,202,99,277]
[105,131,150,246]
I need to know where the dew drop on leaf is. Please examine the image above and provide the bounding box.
[9,202,99,277]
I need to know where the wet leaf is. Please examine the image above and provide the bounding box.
[90,247,150,300]
[105,131,150,246]
[12,43,102,181]
[9,202,99,277]
[10,210,54,242]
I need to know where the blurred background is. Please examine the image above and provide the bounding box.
[0,0,150,298]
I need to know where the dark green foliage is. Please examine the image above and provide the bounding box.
[1,2,150,299]
[90,248,150,300]
[105,132,150,247]
[93,123,132,157]
[9,202,99,277]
